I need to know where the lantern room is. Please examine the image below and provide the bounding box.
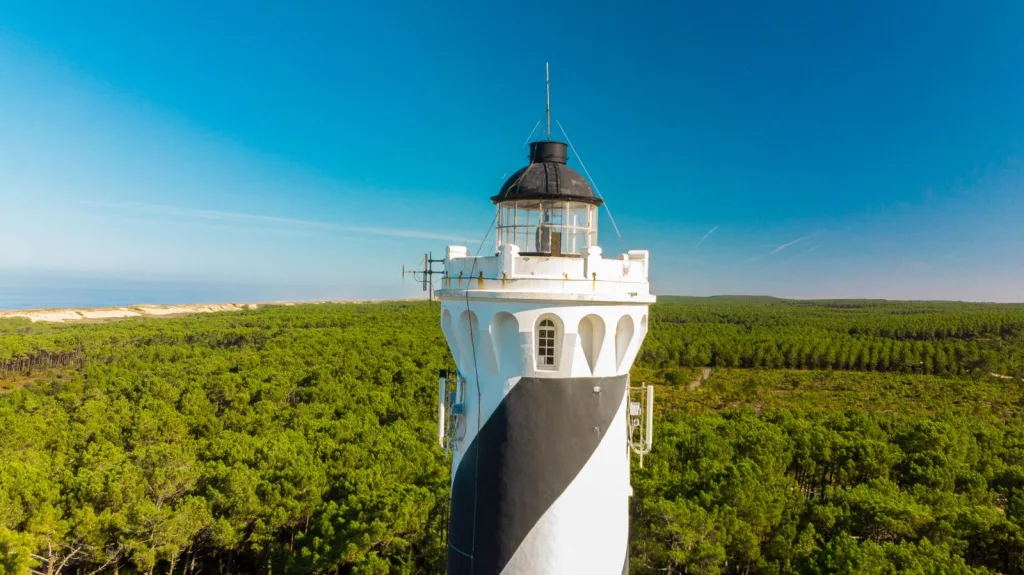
[492,140,602,257]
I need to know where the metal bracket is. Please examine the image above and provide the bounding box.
[627,380,654,468]
[403,251,446,303]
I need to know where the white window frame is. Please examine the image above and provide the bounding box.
[536,316,560,370]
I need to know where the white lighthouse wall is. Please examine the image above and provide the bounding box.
[441,298,649,381]
[500,388,630,574]
[440,297,649,475]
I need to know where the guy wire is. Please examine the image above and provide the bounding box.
[556,119,624,242]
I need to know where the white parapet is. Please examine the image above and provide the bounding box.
[436,243,654,303]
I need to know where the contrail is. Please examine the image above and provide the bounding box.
[695,225,719,248]
[802,241,824,255]
[771,232,819,254]
[777,241,825,265]
[85,201,476,242]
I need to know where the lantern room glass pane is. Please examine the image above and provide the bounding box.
[496,200,597,256]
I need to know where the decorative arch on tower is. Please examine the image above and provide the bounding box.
[577,314,606,375]
[615,314,635,371]
[456,310,480,374]
[490,312,521,376]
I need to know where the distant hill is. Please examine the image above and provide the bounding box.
[658,295,786,304]
[656,294,1024,308]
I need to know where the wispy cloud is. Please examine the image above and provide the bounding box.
[802,241,825,256]
[84,201,475,242]
[771,232,819,254]
[695,225,719,248]
[777,240,825,266]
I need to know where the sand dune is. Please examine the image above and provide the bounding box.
[0,303,260,323]
[0,299,403,323]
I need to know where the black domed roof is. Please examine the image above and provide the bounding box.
[491,140,602,206]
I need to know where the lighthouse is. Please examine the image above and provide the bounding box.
[434,129,654,574]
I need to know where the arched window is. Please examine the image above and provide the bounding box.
[537,318,557,369]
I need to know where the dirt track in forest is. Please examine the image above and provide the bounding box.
[689,367,713,390]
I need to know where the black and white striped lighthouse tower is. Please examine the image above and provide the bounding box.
[433,77,655,574]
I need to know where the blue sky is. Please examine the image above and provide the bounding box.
[1,0,1022,301]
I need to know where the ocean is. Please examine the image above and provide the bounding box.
[0,272,397,311]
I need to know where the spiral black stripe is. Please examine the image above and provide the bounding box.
[447,374,628,575]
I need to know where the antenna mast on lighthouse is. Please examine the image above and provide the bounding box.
[545,62,551,139]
